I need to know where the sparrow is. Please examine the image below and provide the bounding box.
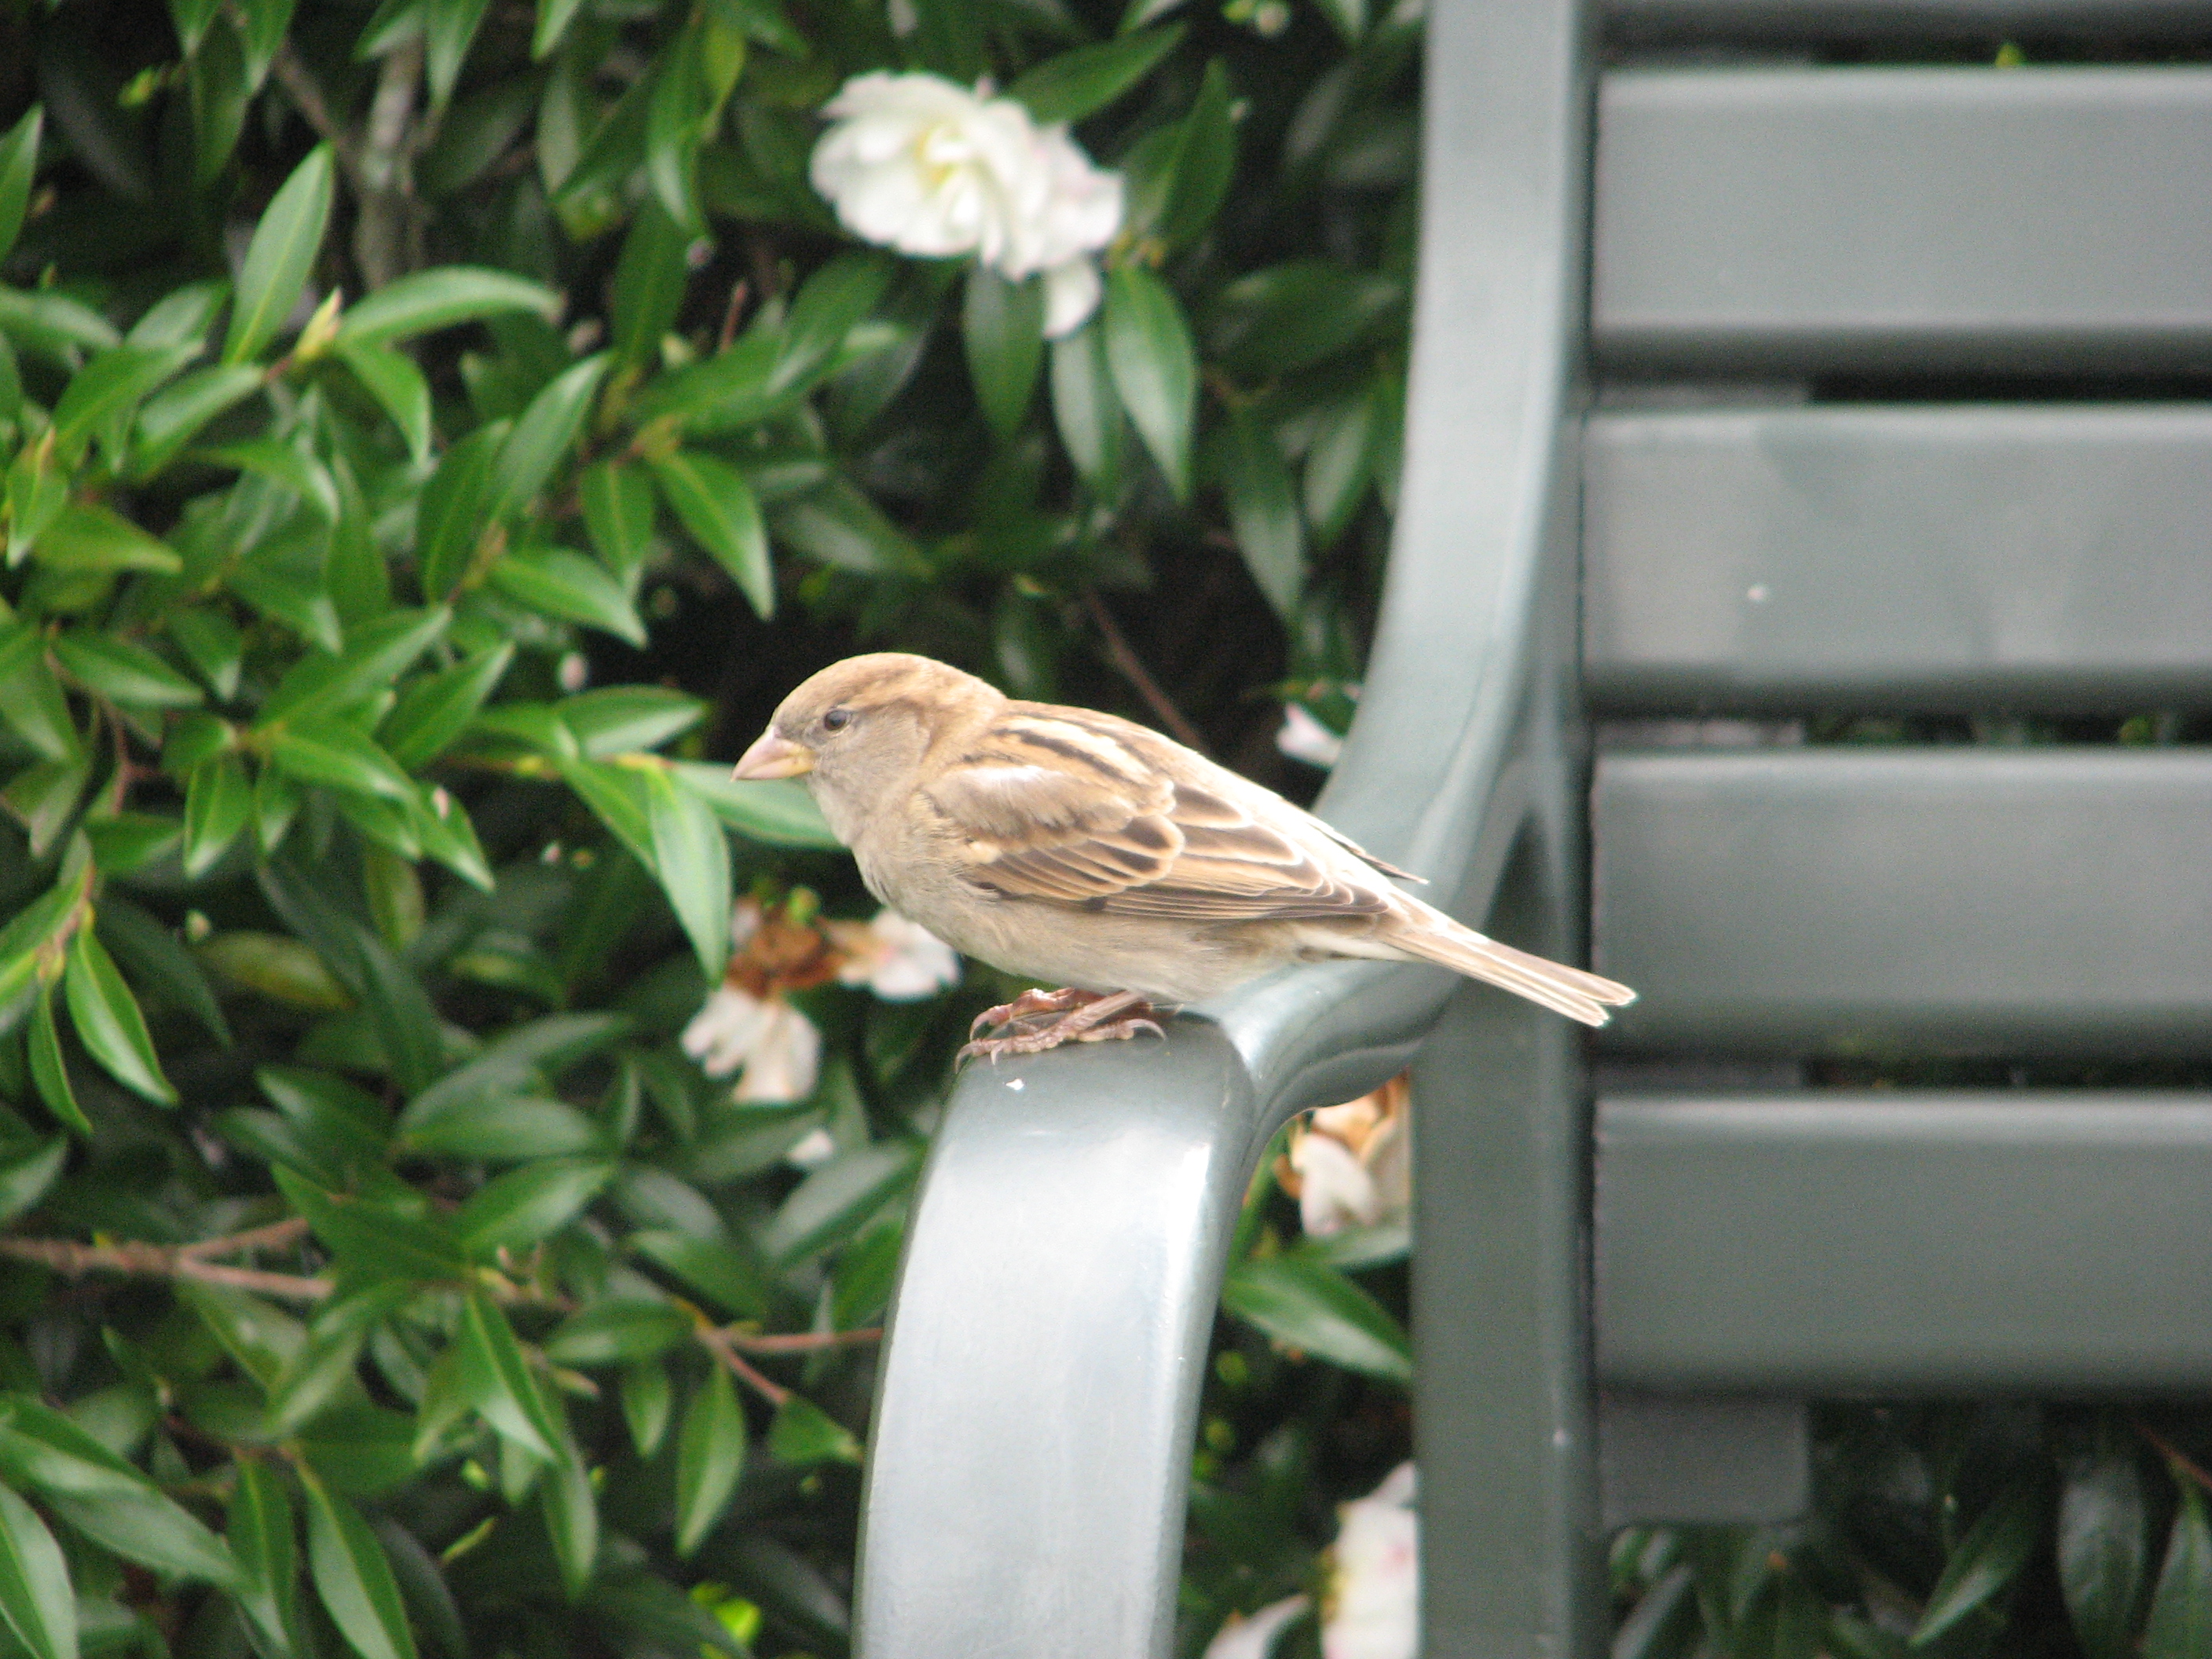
[733,654,1635,1061]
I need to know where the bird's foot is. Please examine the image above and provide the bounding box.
[958,988,1165,1064]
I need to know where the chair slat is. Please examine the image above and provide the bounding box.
[1584,406,2212,710]
[1596,1093,2212,1390]
[1606,0,2212,42]
[1594,68,2212,371]
[1593,749,2212,1052]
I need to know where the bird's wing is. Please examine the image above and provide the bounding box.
[921,708,1397,922]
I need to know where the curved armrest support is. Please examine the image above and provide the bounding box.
[855,0,1587,1651]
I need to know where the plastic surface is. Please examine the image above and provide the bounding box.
[1584,406,2212,711]
[1595,749,2212,1054]
[850,0,1594,1650]
[1593,68,2212,372]
[1596,1093,2212,1390]
[1606,0,2212,41]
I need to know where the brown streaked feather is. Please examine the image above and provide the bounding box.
[922,706,1398,924]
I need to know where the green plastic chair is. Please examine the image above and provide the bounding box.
[849,1,2212,1652]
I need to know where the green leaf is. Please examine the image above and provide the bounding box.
[179,1280,306,1390]
[769,479,921,576]
[1049,317,1122,493]
[183,752,252,877]
[1212,261,1403,376]
[1305,0,1364,42]
[187,21,254,185]
[64,926,174,1104]
[765,1141,922,1265]
[0,1485,75,1659]
[2145,1483,2212,1659]
[579,461,657,588]
[339,267,562,348]
[170,607,244,699]
[629,1230,767,1320]
[610,201,690,368]
[540,1438,598,1600]
[774,252,895,395]
[228,1460,302,1659]
[264,607,452,727]
[0,109,42,271]
[1158,59,1236,250]
[544,1300,691,1367]
[0,629,76,762]
[0,1397,236,1584]
[3,757,86,859]
[28,987,90,1137]
[1219,1253,1411,1382]
[674,1365,745,1557]
[619,1361,672,1458]
[767,1394,859,1467]
[1910,1480,2042,1646]
[415,424,502,599]
[1007,26,1184,123]
[51,632,203,707]
[643,765,731,981]
[488,546,647,645]
[302,1471,418,1659]
[558,756,657,871]
[1303,386,1378,546]
[650,451,771,618]
[267,721,417,802]
[635,331,779,430]
[226,146,335,364]
[0,288,119,363]
[667,765,840,848]
[2061,1448,2150,1659]
[456,1157,617,1255]
[401,1095,605,1162]
[0,1137,64,1225]
[488,353,610,522]
[133,363,266,478]
[380,644,511,768]
[51,343,200,459]
[34,504,181,573]
[337,342,433,462]
[423,0,493,105]
[85,814,180,875]
[458,1287,564,1459]
[532,0,587,57]
[964,267,1044,444]
[1210,411,1304,617]
[564,687,705,756]
[1104,264,1196,500]
[274,1170,466,1282]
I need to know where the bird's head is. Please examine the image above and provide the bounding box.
[733,654,1001,843]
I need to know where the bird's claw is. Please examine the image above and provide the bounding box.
[956,991,1165,1066]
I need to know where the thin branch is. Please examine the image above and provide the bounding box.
[0,1236,331,1302]
[717,279,751,351]
[723,1326,881,1354]
[353,38,424,291]
[1080,585,1211,755]
[178,1216,313,1259]
[694,1324,791,1407]
[2138,1421,2212,1496]
[271,44,366,187]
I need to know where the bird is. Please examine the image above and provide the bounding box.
[732,653,1635,1061]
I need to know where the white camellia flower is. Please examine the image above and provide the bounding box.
[810,71,1124,337]
[828,909,962,1000]
[1323,1463,1418,1659]
[1287,1074,1410,1236]
[1276,702,1346,769]
[680,984,823,1104]
[1201,1594,1312,1659]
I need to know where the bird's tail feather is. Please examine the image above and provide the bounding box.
[1385,901,1637,1027]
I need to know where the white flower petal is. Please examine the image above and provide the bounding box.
[1291,1129,1382,1236]
[735,1000,822,1103]
[681,986,771,1079]
[1278,704,1345,768]
[785,1126,838,1169]
[1203,1595,1312,1659]
[1041,259,1103,339]
[1324,1464,1419,1659]
[834,910,962,1000]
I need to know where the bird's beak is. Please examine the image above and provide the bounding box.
[733,729,815,781]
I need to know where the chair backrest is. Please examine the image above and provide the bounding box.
[1577,2,2212,1526]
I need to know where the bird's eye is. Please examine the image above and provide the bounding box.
[822,707,852,732]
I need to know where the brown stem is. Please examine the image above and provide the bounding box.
[723,1327,881,1354]
[0,1236,331,1302]
[353,38,424,291]
[178,1216,313,1258]
[2138,1421,2212,1496]
[717,279,751,351]
[694,1325,790,1407]
[1080,586,1211,755]
[271,44,367,188]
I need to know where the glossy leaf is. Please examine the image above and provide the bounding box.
[456,1157,617,1254]
[1049,317,1122,493]
[629,1229,768,1319]
[544,1300,692,1367]
[228,1459,303,1659]
[0,1137,65,1225]
[1911,1480,2042,1646]
[134,363,266,477]
[621,1360,673,1458]
[27,987,90,1137]
[650,450,772,618]
[674,1364,745,1557]
[540,1439,598,1599]
[2060,1448,2149,1659]
[380,644,512,767]
[0,629,78,762]
[1104,263,1196,500]
[2145,1484,2212,1659]
[1211,410,1304,617]
[0,108,42,270]
[35,504,181,573]
[964,267,1044,444]
[458,1287,565,1459]
[0,1485,75,1659]
[51,342,199,459]
[667,765,841,848]
[1158,60,1237,250]
[767,1394,860,1467]
[644,764,731,981]
[579,460,657,588]
[610,201,690,368]
[64,926,175,1104]
[226,145,335,364]
[1219,1253,1411,1382]
[765,1141,923,1265]
[268,720,418,802]
[338,341,433,461]
[303,1471,418,1659]
[183,752,252,877]
[488,353,610,522]
[337,268,562,348]
[488,546,647,645]
[51,632,204,706]
[415,424,503,599]
[1007,26,1183,123]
